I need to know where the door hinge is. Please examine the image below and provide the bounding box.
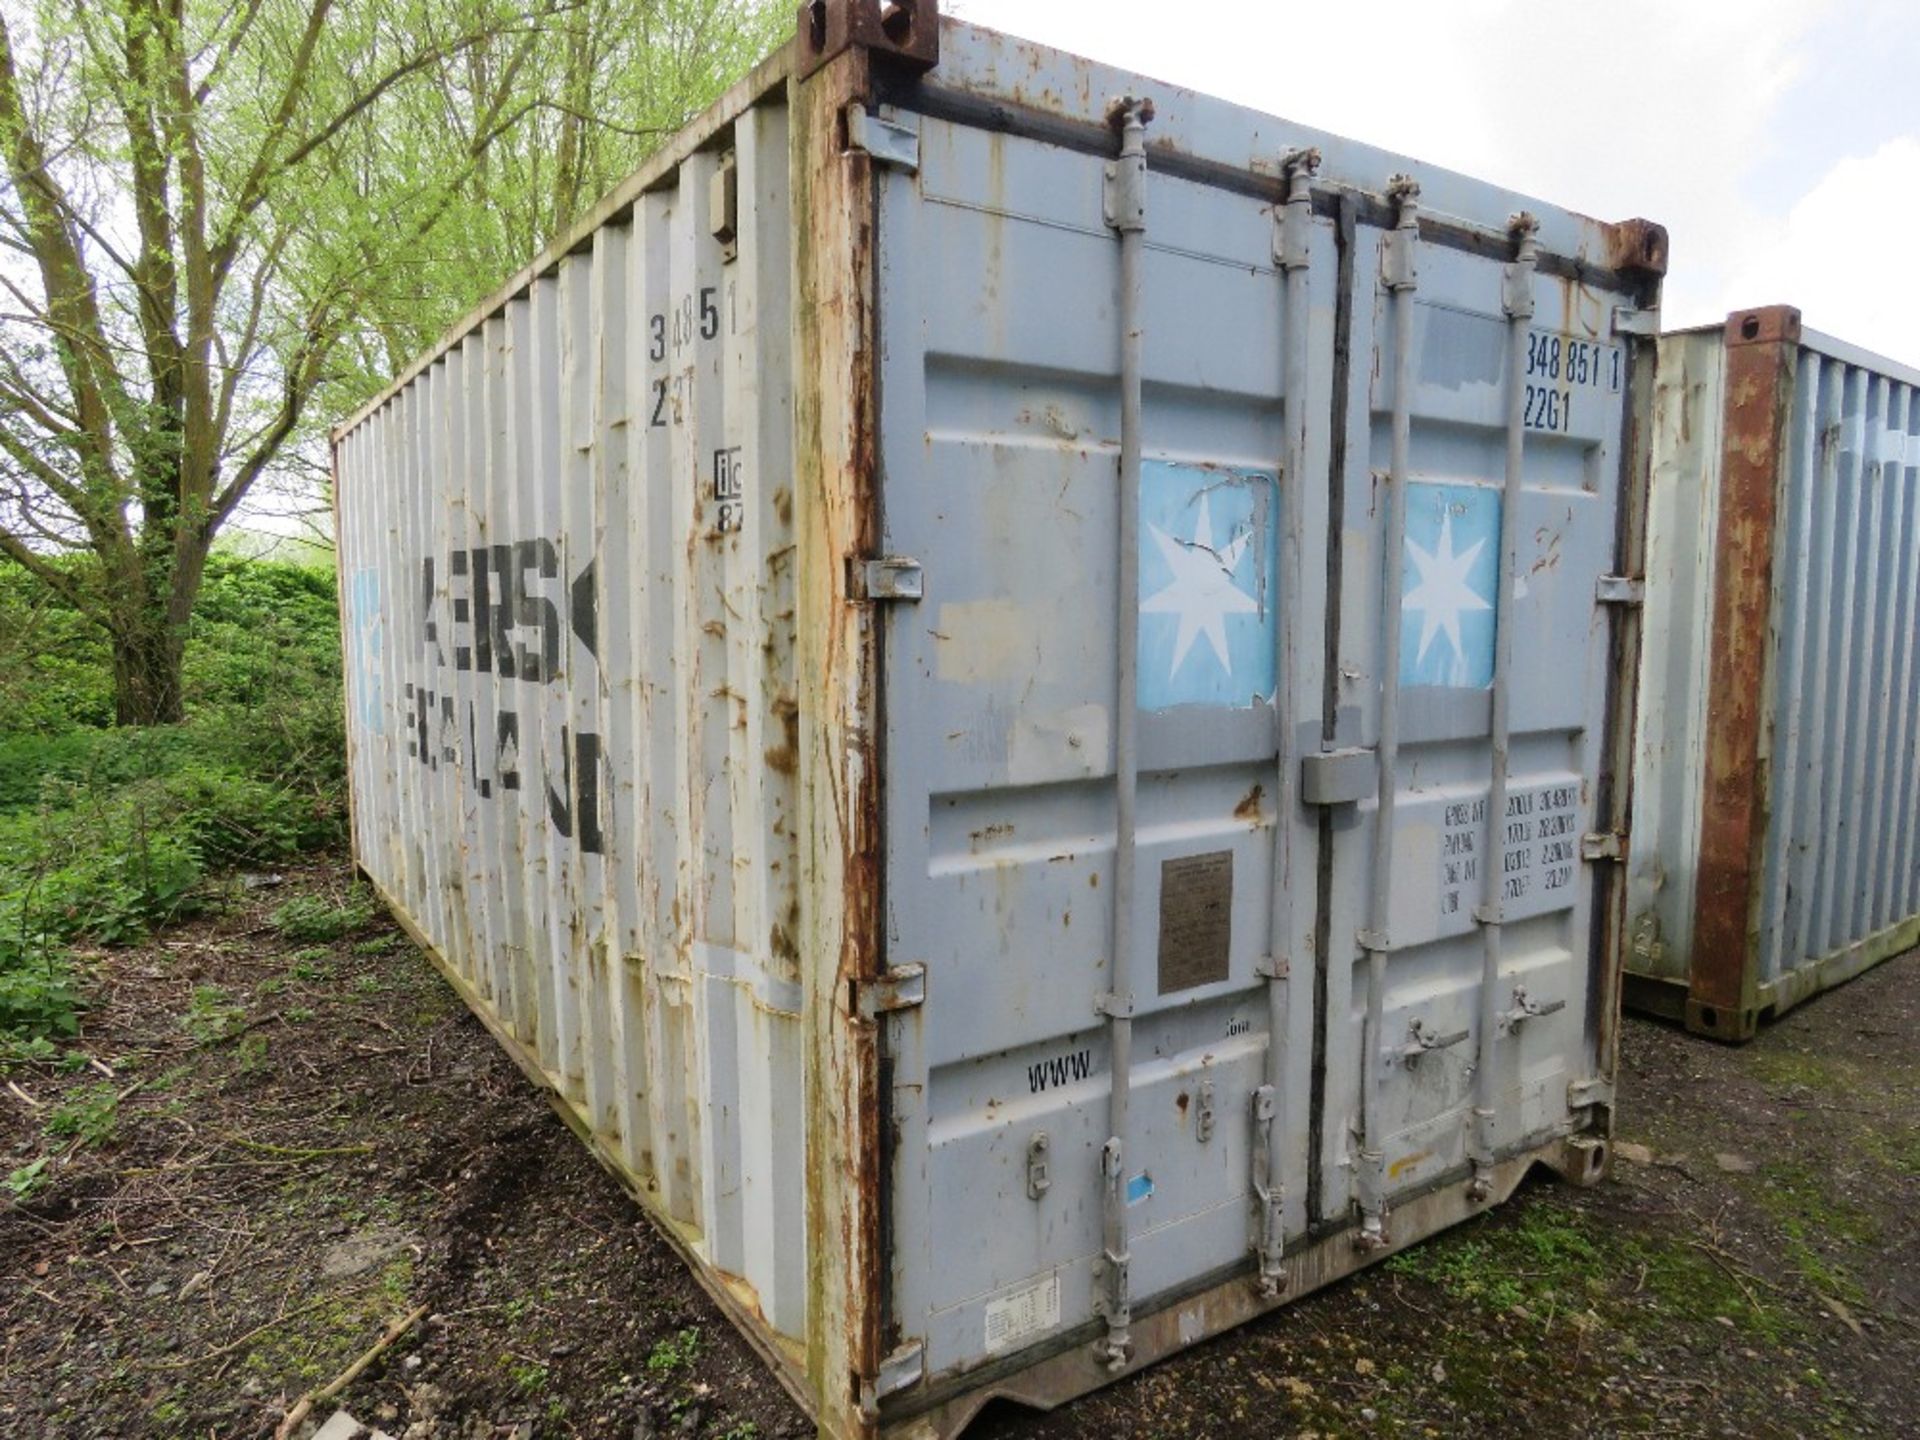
[1595,574,1644,606]
[850,962,925,1019]
[1611,306,1660,337]
[844,104,920,172]
[1301,746,1377,806]
[1581,830,1627,863]
[850,555,923,602]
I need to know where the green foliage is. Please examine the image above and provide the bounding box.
[0,0,789,731]
[180,985,247,1045]
[507,1357,551,1395]
[0,1035,62,1069]
[45,1082,119,1147]
[0,960,82,1052]
[0,562,114,737]
[271,889,377,944]
[4,1157,51,1201]
[645,1327,702,1374]
[0,554,348,1044]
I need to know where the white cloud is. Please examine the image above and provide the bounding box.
[1720,137,1920,368]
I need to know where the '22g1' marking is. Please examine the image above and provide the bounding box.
[1523,328,1621,435]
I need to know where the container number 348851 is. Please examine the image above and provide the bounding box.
[1524,329,1621,434]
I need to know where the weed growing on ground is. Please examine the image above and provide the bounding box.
[180,984,246,1044]
[271,890,376,944]
[507,1358,550,1394]
[44,1081,118,1146]
[4,1156,50,1200]
[646,1327,702,1374]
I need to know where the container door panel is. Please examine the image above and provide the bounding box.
[1319,211,1632,1222]
[874,115,1333,1386]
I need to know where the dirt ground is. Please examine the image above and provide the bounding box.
[2,855,1915,1438]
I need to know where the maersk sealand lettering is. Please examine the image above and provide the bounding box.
[401,535,607,855]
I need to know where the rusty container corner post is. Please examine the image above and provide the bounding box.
[796,0,939,78]
[1686,306,1802,1041]
[333,4,1666,1434]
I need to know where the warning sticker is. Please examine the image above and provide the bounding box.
[1158,850,1233,994]
[984,1271,1061,1355]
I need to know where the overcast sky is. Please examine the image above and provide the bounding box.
[949,0,1920,367]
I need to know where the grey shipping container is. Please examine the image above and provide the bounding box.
[1628,307,1920,1040]
[332,4,1666,1434]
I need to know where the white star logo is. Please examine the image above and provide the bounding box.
[1403,509,1492,670]
[1142,492,1260,678]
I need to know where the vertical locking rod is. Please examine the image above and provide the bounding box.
[1469,214,1539,1199]
[1254,145,1319,1294]
[1357,175,1421,1249]
[1096,92,1153,1372]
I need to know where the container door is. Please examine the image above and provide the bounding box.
[869,112,1334,1392]
[1315,197,1634,1225]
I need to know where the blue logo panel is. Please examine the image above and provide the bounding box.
[1137,461,1278,711]
[1400,482,1499,689]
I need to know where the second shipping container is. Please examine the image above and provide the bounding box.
[1629,307,1920,1039]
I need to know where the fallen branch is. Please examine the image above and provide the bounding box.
[274,1303,430,1439]
[6,1080,41,1110]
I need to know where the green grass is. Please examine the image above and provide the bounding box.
[271,890,376,944]
[1388,1195,1789,1343]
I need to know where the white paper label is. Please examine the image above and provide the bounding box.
[984,1271,1061,1355]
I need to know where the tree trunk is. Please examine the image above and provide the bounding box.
[110,613,187,725]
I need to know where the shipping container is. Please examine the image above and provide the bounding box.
[332,5,1665,1433]
[1628,308,1920,1041]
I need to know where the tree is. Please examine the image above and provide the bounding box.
[0,0,784,724]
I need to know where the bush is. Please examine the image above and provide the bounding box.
[0,550,350,1047]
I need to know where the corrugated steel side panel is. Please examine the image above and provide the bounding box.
[1760,329,1920,1011]
[335,75,814,1368]
[1628,312,1920,1037]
